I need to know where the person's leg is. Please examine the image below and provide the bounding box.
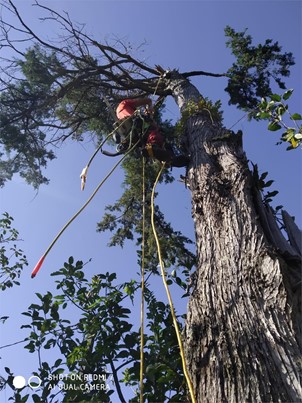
[163,142,190,167]
[149,145,173,163]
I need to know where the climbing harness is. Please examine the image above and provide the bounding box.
[98,90,166,160]
[145,143,154,159]
[83,77,167,170]
[102,116,138,156]
[99,111,151,157]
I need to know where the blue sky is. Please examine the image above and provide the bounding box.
[0,0,301,401]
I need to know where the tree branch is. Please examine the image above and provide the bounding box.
[182,70,227,78]
[0,339,26,349]
[108,359,126,403]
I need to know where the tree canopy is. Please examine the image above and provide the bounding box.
[0,0,297,188]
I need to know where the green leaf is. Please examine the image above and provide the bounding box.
[282,128,296,141]
[0,316,9,324]
[124,334,137,348]
[24,341,35,352]
[266,100,276,111]
[270,94,281,102]
[22,312,32,317]
[29,304,42,310]
[21,324,32,329]
[283,89,294,100]
[290,113,302,121]
[263,180,274,188]
[267,190,279,197]
[117,350,130,358]
[175,276,182,286]
[108,273,117,282]
[260,172,268,181]
[277,105,286,116]
[268,122,281,131]
[256,111,271,120]
[4,367,11,374]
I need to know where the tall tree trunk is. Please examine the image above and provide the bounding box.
[168,73,302,402]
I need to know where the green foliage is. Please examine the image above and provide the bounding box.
[2,258,187,402]
[0,212,28,397]
[0,44,113,187]
[0,8,298,401]
[225,26,295,112]
[255,89,302,149]
[251,163,282,210]
[95,107,195,284]
[17,45,59,88]
[97,154,195,283]
[0,45,59,187]
[176,98,223,135]
[0,212,28,290]
[125,287,187,402]
[0,22,296,188]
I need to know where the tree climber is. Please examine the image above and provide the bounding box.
[115,97,189,167]
[114,97,152,147]
[116,97,153,120]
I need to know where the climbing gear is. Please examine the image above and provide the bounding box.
[90,93,166,165]
[101,111,151,157]
[113,116,134,139]
[31,140,140,278]
[80,116,134,190]
[145,143,154,159]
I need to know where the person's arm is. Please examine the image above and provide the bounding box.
[129,98,152,110]
[116,98,153,120]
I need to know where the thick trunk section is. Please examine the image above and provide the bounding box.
[168,74,302,402]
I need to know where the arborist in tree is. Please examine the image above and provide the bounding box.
[116,97,153,120]
[114,97,153,147]
[114,97,190,167]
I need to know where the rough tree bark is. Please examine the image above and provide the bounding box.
[168,73,302,402]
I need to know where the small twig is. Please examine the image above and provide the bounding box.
[0,339,27,349]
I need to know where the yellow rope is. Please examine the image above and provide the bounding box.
[150,163,196,403]
[140,158,146,403]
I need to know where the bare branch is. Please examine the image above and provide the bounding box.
[0,339,27,349]
[182,70,227,78]
[0,0,221,188]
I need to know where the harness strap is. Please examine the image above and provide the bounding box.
[145,143,154,158]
